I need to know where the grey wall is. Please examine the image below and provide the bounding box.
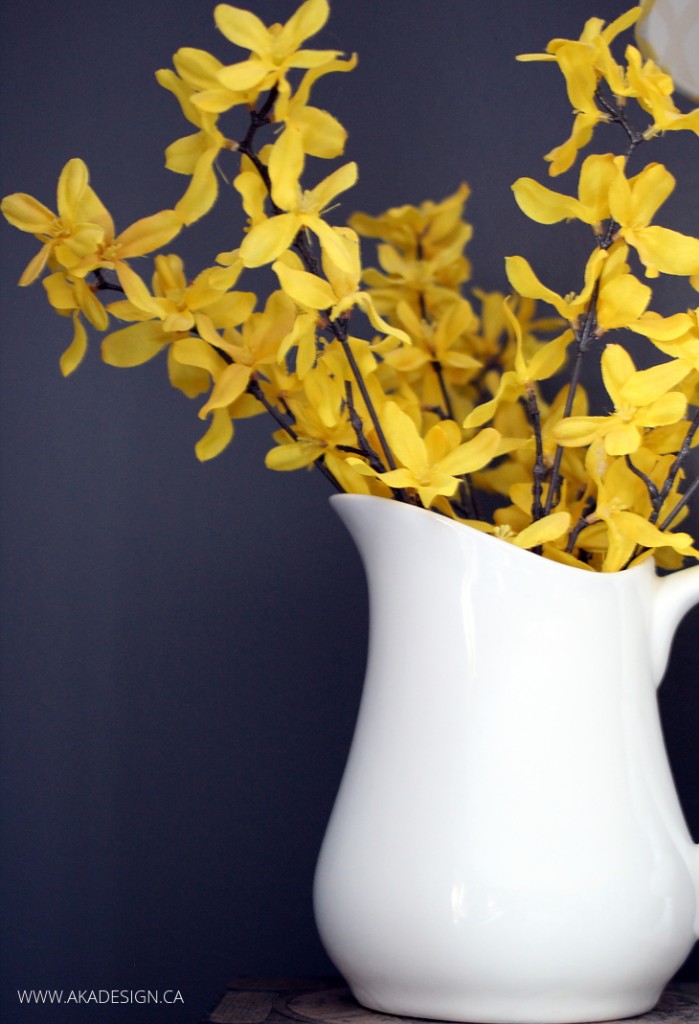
[1,2,698,1021]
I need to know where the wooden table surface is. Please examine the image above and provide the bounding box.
[202,977,699,1024]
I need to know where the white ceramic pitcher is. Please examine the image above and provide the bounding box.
[313,493,699,1024]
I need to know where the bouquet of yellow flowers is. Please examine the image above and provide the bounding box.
[4,0,699,572]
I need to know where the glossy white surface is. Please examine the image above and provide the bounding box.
[638,0,699,101]
[313,494,699,1024]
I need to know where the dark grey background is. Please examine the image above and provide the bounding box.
[1,2,698,1021]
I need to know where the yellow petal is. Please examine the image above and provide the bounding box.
[512,511,571,549]
[601,6,642,43]
[384,348,430,373]
[172,47,223,90]
[175,149,219,226]
[627,163,674,229]
[191,88,243,113]
[214,3,269,49]
[265,439,322,470]
[114,262,161,316]
[322,225,361,295]
[621,359,690,406]
[277,0,329,53]
[555,41,599,115]
[199,362,252,416]
[511,177,583,225]
[632,225,699,277]
[78,185,114,238]
[505,255,568,318]
[292,53,358,109]
[545,111,600,178]
[370,467,419,490]
[57,158,89,222]
[18,243,52,286]
[603,423,642,456]
[641,391,688,427]
[116,210,181,257]
[172,337,229,378]
[195,407,234,461]
[239,213,299,266]
[234,169,268,226]
[527,329,573,381]
[596,274,651,330]
[630,312,694,343]
[60,313,88,376]
[167,346,211,398]
[553,416,607,446]
[203,290,257,329]
[75,278,109,330]
[577,153,616,220]
[269,127,305,211]
[612,511,692,552]
[438,427,501,476]
[285,48,343,70]
[102,321,167,367]
[217,59,269,92]
[382,401,427,475]
[463,372,519,428]
[310,218,356,274]
[43,272,76,311]
[608,156,634,226]
[1,192,55,233]
[601,343,636,406]
[307,161,358,213]
[291,106,347,159]
[273,259,335,309]
[353,294,411,345]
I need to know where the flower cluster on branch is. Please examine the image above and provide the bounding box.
[4,0,699,571]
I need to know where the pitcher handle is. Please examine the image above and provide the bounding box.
[651,565,699,937]
[651,564,699,683]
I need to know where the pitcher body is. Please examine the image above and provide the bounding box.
[313,494,699,1024]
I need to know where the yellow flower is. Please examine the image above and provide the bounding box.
[274,55,358,159]
[348,401,501,508]
[238,129,357,271]
[194,290,297,419]
[2,159,105,285]
[483,509,573,553]
[167,45,251,115]
[351,186,473,319]
[630,309,699,368]
[214,0,342,98]
[42,271,109,375]
[3,158,182,292]
[608,158,699,278]
[464,300,572,428]
[265,399,376,496]
[581,440,695,571]
[350,184,472,265]
[101,254,255,398]
[107,253,252,334]
[384,298,480,386]
[518,8,642,175]
[271,237,410,349]
[553,343,690,456]
[512,153,616,229]
[156,61,233,224]
[625,46,699,137]
[506,242,651,332]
